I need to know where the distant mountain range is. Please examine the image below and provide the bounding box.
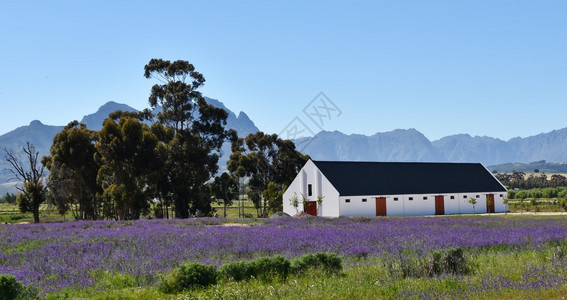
[0,98,259,194]
[299,128,567,167]
[488,161,567,174]
[1,97,567,194]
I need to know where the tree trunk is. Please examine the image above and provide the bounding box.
[33,206,40,223]
[223,191,228,218]
[175,201,190,218]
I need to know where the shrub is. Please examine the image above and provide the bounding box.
[387,250,425,278]
[219,261,252,281]
[247,255,291,282]
[220,253,342,283]
[0,274,24,300]
[158,262,218,294]
[388,248,471,279]
[291,252,343,275]
[428,247,470,276]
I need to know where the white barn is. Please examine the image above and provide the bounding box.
[283,160,508,217]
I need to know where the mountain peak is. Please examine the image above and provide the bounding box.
[80,101,138,130]
[99,101,123,109]
[29,120,44,127]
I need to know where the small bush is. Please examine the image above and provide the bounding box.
[158,262,218,294]
[387,250,425,278]
[219,261,252,281]
[388,248,471,279]
[429,247,470,276]
[0,274,24,300]
[292,252,343,275]
[167,253,341,291]
[247,255,291,282]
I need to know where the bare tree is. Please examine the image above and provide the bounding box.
[3,142,47,223]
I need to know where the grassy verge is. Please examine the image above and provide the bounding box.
[42,244,567,299]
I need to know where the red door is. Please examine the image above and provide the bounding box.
[376,197,387,216]
[435,196,445,215]
[486,194,495,213]
[304,201,317,216]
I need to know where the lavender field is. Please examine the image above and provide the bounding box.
[2,216,567,298]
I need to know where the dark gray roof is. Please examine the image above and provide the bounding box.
[312,161,506,196]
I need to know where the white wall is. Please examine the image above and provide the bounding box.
[444,195,461,215]
[319,172,340,217]
[402,194,436,216]
[335,192,508,217]
[387,196,405,216]
[338,196,375,217]
[494,192,507,212]
[282,160,340,217]
[338,194,436,217]
[456,192,508,214]
[282,172,302,216]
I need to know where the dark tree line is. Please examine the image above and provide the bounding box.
[0,192,17,204]
[11,58,309,221]
[37,59,231,220]
[227,132,309,217]
[495,171,567,189]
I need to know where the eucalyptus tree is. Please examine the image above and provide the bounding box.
[95,115,164,220]
[43,121,99,219]
[144,58,230,218]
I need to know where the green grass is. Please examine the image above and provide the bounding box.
[43,244,567,299]
[507,199,567,213]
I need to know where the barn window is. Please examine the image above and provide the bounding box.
[345,199,350,203]
[450,196,455,199]
[476,195,480,198]
[362,198,367,202]
[394,197,399,201]
[463,195,468,199]
[409,197,413,200]
[423,196,428,200]
[308,184,312,196]
[500,194,504,197]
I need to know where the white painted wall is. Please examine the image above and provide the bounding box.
[282,160,341,217]
[402,194,436,216]
[387,196,405,216]
[456,192,508,214]
[338,196,375,217]
[494,192,507,212]
[282,170,303,215]
[318,172,340,217]
[443,195,461,215]
[335,192,507,217]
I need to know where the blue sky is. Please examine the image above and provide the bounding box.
[1,1,566,141]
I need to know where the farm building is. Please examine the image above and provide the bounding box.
[282,160,507,217]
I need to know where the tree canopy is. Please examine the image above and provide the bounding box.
[144,58,231,218]
[228,132,309,217]
[44,121,99,219]
[34,58,307,221]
